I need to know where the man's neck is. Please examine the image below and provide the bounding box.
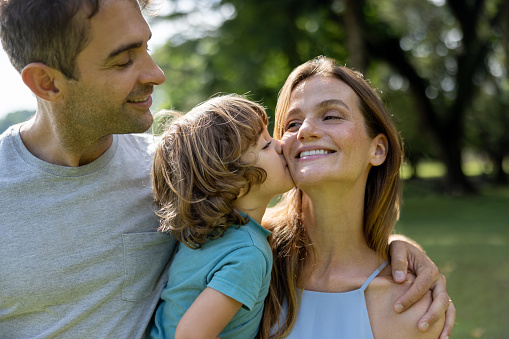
[20,114,113,167]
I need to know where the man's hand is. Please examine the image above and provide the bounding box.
[389,238,456,339]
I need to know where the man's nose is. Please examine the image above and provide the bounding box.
[140,54,165,86]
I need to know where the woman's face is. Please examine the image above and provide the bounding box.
[281,76,386,191]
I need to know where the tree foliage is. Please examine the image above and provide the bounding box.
[0,110,34,134]
[151,0,508,193]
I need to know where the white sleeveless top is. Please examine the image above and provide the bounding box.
[273,261,388,339]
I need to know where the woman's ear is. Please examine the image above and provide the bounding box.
[370,133,388,167]
[21,63,66,102]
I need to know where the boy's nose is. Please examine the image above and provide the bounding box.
[274,139,283,154]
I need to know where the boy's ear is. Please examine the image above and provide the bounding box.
[370,133,389,167]
[21,63,67,102]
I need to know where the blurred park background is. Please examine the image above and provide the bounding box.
[1,0,507,337]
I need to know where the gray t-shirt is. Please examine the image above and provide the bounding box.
[0,124,177,338]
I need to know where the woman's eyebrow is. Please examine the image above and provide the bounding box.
[285,107,301,119]
[317,99,351,112]
[286,98,351,119]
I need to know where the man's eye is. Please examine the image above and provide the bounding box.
[116,59,133,69]
[262,141,271,150]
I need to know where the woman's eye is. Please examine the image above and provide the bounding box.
[262,141,271,150]
[324,115,342,121]
[285,122,301,131]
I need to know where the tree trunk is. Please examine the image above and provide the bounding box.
[494,155,508,185]
[438,129,476,194]
[343,0,368,72]
[364,36,475,194]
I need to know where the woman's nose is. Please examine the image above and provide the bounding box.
[297,118,321,141]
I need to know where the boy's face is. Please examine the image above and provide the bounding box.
[61,0,165,136]
[240,126,295,205]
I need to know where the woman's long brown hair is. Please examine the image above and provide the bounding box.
[257,56,403,338]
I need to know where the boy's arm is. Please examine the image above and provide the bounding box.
[389,236,455,339]
[175,287,242,339]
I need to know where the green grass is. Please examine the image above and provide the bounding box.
[396,181,509,338]
[401,157,496,179]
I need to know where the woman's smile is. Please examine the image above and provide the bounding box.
[297,148,335,159]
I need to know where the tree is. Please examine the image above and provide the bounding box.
[466,72,509,184]
[151,0,350,132]
[341,0,507,193]
[152,0,508,193]
[0,110,34,134]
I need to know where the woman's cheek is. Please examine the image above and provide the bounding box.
[281,133,293,157]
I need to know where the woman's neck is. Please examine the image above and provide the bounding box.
[300,184,382,291]
[302,191,369,260]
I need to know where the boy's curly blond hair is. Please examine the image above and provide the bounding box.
[152,94,269,249]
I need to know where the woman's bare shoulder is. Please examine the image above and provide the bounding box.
[365,264,444,339]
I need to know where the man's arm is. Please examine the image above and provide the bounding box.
[389,235,456,339]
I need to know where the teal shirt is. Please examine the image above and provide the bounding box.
[150,216,272,339]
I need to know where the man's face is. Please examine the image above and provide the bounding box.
[62,0,165,137]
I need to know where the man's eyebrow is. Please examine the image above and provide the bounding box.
[317,99,351,111]
[106,42,143,60]
[106,33,152,60]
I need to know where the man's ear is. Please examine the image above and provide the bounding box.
[21,63,66,102]
[370,133,388,167]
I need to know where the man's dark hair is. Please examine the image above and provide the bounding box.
[0,0,151,80]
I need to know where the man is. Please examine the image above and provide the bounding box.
[0,0,454,338]
[0,0,176,337]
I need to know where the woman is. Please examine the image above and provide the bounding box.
[259,57,454,338]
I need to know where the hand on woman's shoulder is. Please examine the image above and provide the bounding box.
[366,264,445,339]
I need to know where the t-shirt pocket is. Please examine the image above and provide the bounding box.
[122,232,176,301]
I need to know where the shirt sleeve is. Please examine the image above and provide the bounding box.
[206,246,269,311]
